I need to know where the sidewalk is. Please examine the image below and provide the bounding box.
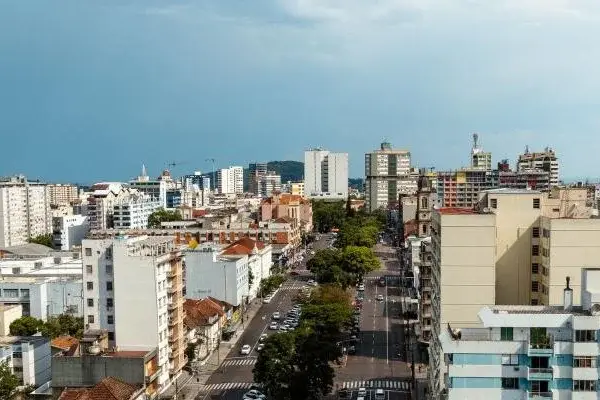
[160,299,264,399]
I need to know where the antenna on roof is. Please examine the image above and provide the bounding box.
[472,133,479,149]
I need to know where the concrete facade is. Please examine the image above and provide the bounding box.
[52,214,90,250]
[304,149,349,198]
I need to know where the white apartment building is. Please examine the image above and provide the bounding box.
[0,178,52,247]
[470,133,492,170]
[258,172,282,198]
[217,166,244,195]
[185,239,272,306]
[517,146,560,187]
[365,142,414,211]
[0,336,51,386]
[440,269,600,400]
[129,166,170,209]
[47,184,78,207]
[304,149,349,198]
[52,214,89,250]
[82,235,186,390]
[113,194,161,229]
[86,182,132,230]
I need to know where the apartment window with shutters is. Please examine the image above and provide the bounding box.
[87,315,94,324]
[86,265,93,274]
[500,327,513,341]
[575,330,596,342]
[85,248,92,256]
[490,198,497,209]
[532,281,539,292]
[87,299,94,307]
[86,282,93,290]
[107,315,114,325]
[532,227,540,238]
[532,245,539,256]
[531,263,539,274]
[533,198,540,209]
[107,298,113,308]
[531,299,539,305]
[106,281,113,291]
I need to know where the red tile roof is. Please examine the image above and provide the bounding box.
[438,207,478,215]
[221,237,266,256]
[58,377,141,400]
[51,335,79,352]
[184,298,224,328]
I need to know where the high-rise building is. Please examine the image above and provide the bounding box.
[364,142,414,211]
[82,235,185,390]
[518,146,559,186]
[440,268,600,400]
[183,172,210,191]
[249,163,268,195]
[86,182,132,230]
[216,166,244,194]
[436,169,499,208]
[47,184,78,207]
[113,193,161,229]
[0,176,52,247]
[52,214,90,250]
[304,149,348,199]
[129,166,170,208]
[258,172,282,198]
[470,133,492,170]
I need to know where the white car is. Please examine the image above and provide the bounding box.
[263,296,272,304]
[358,388,367,397]
[256,343,265,352]
[243,390,266,400]
[375,388,385,399]
[272,312,281,320]
[259,333,268,342]
[376,294,384,301]
[269,322,278,330]
[240,345,251,355]
[358,284,365,291]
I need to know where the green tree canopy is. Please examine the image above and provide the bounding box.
[253,332,297,399]
[9,316,43,336]
[27,233,53,248]
[0,361,19,399]
[312,201,346,233]
[340,245,381,276]
[10,314,84,339]
[147,208,183,228]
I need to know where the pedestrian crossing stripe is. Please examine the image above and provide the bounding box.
[221,358,257,367]
[340,381,411,390]
[280,282,308,290]
[200,382,254,391]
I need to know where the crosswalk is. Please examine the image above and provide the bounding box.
[199,380,411,392]
[221,358,257,367]
[340,380,411,390]
[280,281,308,290]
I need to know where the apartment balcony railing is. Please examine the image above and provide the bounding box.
[527,392,553,399]
[528,339,554,356]
[167,284,181,294]
[145,367,161,383]
[527,367,553,381]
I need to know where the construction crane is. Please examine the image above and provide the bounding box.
[205,158,216,192]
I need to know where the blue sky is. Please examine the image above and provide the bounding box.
[1,0,600,183]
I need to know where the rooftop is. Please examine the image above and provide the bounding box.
[483,188,542,195]
[489,304,588,316]
[58,377,142,400]
[437,207,481,215]
[0,243,54,256]
[51,335,80,352]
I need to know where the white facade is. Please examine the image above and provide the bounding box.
[113,194,161,229]
[217,166,244,194]
[82,235,185,389]
[52,214,89,250]
[47,184,78,206]
[258,173,282,198]
[86,182,132,230]
[440,268,600,400]
[304,149,349,198]
[0,180,52,247]
[517,147,560,187]
[364,142,414,211]
[0,336,51,386]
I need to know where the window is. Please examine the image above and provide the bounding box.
[532,227,540,238]
[105,247,112,259]
[85,248,92,256]
[574,356,596,368]
[107,315,114,324]
[106,281,113,291]
[108,331,115,341]
[86,265,93,274]
[13,366,22,373]
[3,289,17,298]
[490,198,498,209]
[542,228,550,238]
[531,263,539,274]
[500,327,513,341]
[573,380,596,391]
[532,245,539,256]
[501,378,519,389]
[107,298,114,308]
[87,299,94,307]
[422,225,427,235]
[542,248,549,257]
[105,264,113,274]
[86,282,93,290]
[575,330,596,342]
[531,299,539,305]
[13,352,22,359]
[501,354,519,365]
[20,289,29,298]
[87,315,94,323]
[533,198,540,209]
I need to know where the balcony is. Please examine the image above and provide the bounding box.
[527,392,552,399]
[167,284,181,294]
[167,300,180,310]
[527,367,553,381]
[145,367,161,383]
[528,340,553,357]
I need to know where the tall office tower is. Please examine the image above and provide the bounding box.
[47,184,78,207]
[82,235,185,391]
[0,176,52,247]
[217,166,244,194]
[364,142,413,212]
[249,162,268,195]
[517,146,560,187]
[258,172,282,198]
[183,172,210,192]
[470,133,492,170]
[304,149,349,199]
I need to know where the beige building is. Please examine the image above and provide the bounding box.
[0,304,22,336]
[48,184,78,206]
[290,182,305,197]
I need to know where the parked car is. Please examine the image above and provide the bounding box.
[358,388,367,397]
[375,389,385,399]
[272,312,281,320]
[269,322,279,330]
[376,294,384,301]
[240,345,251,355]
[259,333,268,342]
[348,345,356,355]
[243,389,266,400]
[256,343,265,352]
[263,296,272,304]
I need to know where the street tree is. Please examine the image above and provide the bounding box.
[253,332,296,400]
[292,331,337,400]
[0,361,19,399]
[9,316,43,336]
[147,208,183,228]
[312,201,345,233]
[340,246,381,277]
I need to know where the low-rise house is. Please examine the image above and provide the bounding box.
[260,193,313,233]
[183,298,225,360]
[58,376,146,400]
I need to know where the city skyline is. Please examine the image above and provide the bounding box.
[2,1,600,182]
